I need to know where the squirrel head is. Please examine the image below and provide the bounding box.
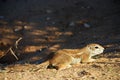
[87,43,104,56]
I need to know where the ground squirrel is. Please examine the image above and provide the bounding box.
[47,43,104,70]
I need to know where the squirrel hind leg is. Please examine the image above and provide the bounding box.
[57,64,72,70]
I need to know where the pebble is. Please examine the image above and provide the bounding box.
[69,21,75,26]
[46,17,51,20]
[52,22,56,25]
[46,9,53,14]
[83,23,91,28]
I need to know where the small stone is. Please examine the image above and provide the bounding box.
[69,21,75,26]
[24,26,28,29]
[46,17,51,20]
[52,22,56,24]
[83,23,91,28]
[46,9,53,13]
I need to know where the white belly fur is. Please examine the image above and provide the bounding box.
[71,58,81,64]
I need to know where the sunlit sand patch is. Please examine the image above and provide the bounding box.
[0,28,13,33]
[29,30,48,36]
[3,35,18,39]
[45,26,59,31]
[24,46,45,53]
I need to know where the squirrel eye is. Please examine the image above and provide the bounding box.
[95,46,98,49]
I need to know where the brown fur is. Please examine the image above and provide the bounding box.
[48,43,104,70]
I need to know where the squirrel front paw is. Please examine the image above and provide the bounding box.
[88,59,95,62]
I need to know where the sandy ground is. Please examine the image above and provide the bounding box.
[0,0,120,80]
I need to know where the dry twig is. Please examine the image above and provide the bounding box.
[15,37,22,49]
[4,37,22,60]
[9,47,19,60]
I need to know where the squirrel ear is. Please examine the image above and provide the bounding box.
[87,45,94,51]
[89,46,92,50]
